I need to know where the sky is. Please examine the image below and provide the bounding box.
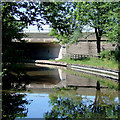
[23,24,94,33]
[23,24,51,33]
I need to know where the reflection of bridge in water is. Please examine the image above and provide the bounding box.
[25,64,67,89]
[10,63,119,98]
[11,64,107,91]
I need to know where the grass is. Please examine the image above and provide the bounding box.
[64,69,118,90]
[56,57,118,70]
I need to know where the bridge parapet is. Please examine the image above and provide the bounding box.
[13,32,59,43]
[25,33,53,38]
[21,37,58,43]
[23,33,59,43]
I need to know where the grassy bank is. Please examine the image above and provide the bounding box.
[56,57,118,70]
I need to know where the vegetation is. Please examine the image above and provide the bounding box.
[49,2,120,81]
[103,2,120,83]
[74,2,111,54]
[49,3,119,54]
[2,2,120,119]
[2,2,120,81]
[100,50,115,60]
[57,57,118,70]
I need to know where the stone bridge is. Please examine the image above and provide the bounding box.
[13,32,115,60]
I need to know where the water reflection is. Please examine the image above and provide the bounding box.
[2,63,67,91]
[2,89,120,119]
[3,89,120,119]
[2,63,104,91]
[44,89,120,119]
[2,92,30,120]
[2,63,120,119]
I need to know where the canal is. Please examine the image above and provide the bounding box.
[2,63,120,119]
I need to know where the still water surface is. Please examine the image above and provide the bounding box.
[2,63,120,119]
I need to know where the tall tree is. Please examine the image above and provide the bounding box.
[74,2,114,54]
[49,2,117,53]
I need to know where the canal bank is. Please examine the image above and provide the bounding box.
[35,60,119,81]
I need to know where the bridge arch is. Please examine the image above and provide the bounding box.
[21,33,66,60]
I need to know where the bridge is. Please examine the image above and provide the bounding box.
[20,32,66,60]
[13,32,115,60]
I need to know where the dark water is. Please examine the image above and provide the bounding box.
[2,63,120,119]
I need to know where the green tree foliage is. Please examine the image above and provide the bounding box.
[74,2,116,54]
[49,2,119,54]
[2,2,26,63]
[103,3,119,43]
[103,2,120,83]
[103,2,120,61]
[49,2,82,44]
[40,2,73,36]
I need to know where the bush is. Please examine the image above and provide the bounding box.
[114,49,120,62]
[100,50,115,60]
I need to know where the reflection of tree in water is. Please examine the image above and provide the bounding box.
[118,90,120,119]
[2,92,31,120]
[89,90,119,119]
[45,97,87,119]
[2,64,30,91]
[44,90,120,119]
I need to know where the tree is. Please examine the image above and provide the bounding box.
[103,2,120,85]
[49,2,118,54]
[73,2,115,54]
[73,2,120,85]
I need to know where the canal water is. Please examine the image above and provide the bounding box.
[2,63,120,119]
